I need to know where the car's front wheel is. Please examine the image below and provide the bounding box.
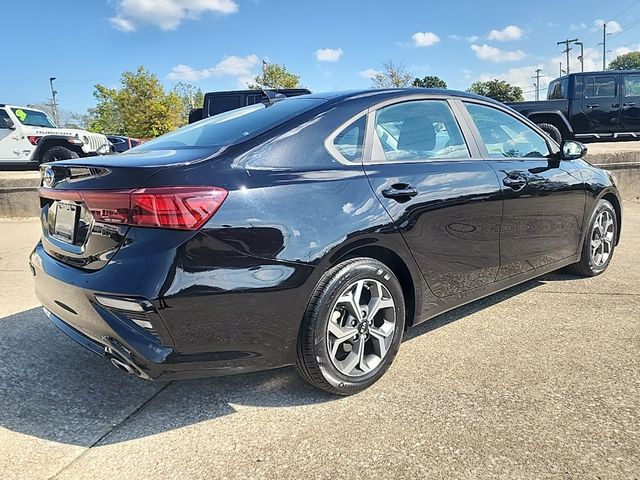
[296,257,405,395]
[570,199,618,276]
[40,146,79,164]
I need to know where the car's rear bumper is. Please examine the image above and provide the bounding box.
[30,242,303,380]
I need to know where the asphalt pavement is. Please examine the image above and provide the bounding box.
[0,204,638,479]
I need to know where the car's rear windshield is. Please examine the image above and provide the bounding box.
[134,98,325,152]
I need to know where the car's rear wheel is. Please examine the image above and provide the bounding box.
[40,146,79,164]
[296,257,405,395]
[569,199,617,276]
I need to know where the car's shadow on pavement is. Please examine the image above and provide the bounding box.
[0,273,579,447]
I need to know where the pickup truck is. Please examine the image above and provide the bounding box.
[188,88,311,124]
[507,70,640,142]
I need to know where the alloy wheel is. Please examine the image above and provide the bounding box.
[326,278,396,377]
[590,210,615,267]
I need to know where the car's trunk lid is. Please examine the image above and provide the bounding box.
[38,148,216,270]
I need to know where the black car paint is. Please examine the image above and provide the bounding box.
[507,70,640,138]
[31,89,621,381]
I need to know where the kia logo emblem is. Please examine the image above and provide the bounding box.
[42,166,55,187]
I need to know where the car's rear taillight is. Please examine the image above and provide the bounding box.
[27,136,41,145]
[39,186,228,230]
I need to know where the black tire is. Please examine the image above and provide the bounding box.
[569,199,617,277]
[296,257,406,396]
[40,146,79,164]
[537,122,563,144]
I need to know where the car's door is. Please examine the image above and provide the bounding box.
[581,73,621,133]
[619,72,640,132]
[0,109,19,162]
[362,97,503,298]
[460,101,585,280]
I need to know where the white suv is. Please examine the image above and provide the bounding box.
[0,104,110,167]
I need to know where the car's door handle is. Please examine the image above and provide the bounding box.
[586,104,600,108]
[623,102,636,109]
[382,184,419,200]
[503,175,527,191]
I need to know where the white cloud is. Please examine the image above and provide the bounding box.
[411,31,441,47]
[570,22,587,31]
[471,44,527,63]
[359,68,380,80]
[612,44,640,59]
[487,25,524,41]
[315,48,343,62]
[167,54,259,82]
[594,19,622,34]
[450,34,480,42]
[110,0,238,32]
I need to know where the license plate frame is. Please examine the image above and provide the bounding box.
[52,202,79,244]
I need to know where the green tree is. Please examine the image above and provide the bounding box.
[172,82,204,124]
[248,61,301,89]
[608,51,640,70]
[412,75,447,88]
[87,85,122,134]
[467,79,524,102]
[87,66,183,138]
[371,60,413,88]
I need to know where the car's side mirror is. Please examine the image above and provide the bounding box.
[0,117,15,129]
[560,140,587,160]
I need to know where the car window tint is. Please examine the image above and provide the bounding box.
[585,76,617,98]
[372,100,469,162]
[548,77,569,100]
[0,110,11,128]
[623,74,640,97]
[333,116,366,162]
[208,96,242,116]
[465,103,550,159]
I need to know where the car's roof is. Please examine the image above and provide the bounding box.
[296,88,498,106]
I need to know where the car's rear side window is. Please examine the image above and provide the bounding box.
[332,116,366,163]
[135,98,325,151]
[585,76,617,98]
[371,100,470,162]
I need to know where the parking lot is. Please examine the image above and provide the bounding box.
[0,202,637,479]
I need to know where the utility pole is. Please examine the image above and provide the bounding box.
[532,68,543,101]
[557,38,578,75]
[598,23,609,70]
[574,41,584,72]
[49,77,59,126]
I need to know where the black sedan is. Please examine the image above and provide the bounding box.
[31,89,621,395]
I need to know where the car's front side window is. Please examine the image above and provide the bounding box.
[0,110,11,129]
[465,103,550,159]
[371,100,470,162]
[623,74,640,97]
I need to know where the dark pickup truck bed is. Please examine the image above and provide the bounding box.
[507,71,640,142]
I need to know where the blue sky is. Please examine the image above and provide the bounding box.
[3,0,640,114]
